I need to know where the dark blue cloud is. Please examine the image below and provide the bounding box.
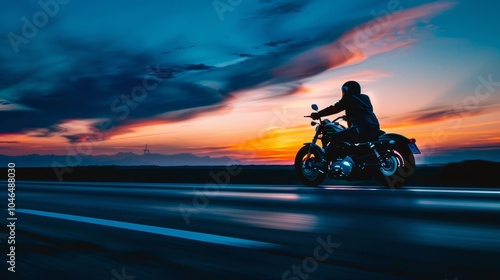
[251,0,313,18]
[230,53,256,57]
[0,36,223,138]
[0,0,418,142]
[0,25,351,140]
[180,64,216,71]
[264,39,293,47]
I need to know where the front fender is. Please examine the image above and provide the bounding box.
[303,142,325,154]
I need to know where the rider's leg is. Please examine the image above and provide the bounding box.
[324,127,360,160]
[357,125,380,142]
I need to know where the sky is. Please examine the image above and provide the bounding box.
[1,0,499,164]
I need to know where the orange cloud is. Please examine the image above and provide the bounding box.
[273,1,455,80]
[383,102,500,130]
[229,124,314,164]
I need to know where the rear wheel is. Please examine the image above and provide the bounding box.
[294,145,326,187]
[375,146,416,189]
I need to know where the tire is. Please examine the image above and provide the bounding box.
[295,145,326,187]
[375,146,416,189]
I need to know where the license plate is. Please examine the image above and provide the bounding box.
[408,143,421,154]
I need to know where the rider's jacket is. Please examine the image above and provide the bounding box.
[318,92,379,128]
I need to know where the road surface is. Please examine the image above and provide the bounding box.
[2,181,500,279]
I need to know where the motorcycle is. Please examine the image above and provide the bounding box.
[295,104,421,188]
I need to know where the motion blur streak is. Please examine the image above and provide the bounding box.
[407,188,500,194]
[407,221,500,251]
[214,191,300,200]
[200,207,318,231]
[417,199,500,210]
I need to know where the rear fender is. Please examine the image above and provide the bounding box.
[379,133,420,154]
[378,133,410,143]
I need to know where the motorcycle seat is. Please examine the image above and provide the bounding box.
[355,129,386,143]
[374,130,386,138]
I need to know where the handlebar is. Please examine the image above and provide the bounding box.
[305,115,347,122]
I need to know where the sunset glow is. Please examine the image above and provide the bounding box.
[1,0,499,164]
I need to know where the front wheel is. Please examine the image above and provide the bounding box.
[295,145,326,187]
[375,146,416,189]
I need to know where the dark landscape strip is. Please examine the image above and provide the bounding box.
[0,161,498,187]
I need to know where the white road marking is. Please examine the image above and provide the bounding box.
[406,188,500,195]
[321,186,500,195]
[17,209,278,249]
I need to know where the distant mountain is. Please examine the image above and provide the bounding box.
[0,152,240,167]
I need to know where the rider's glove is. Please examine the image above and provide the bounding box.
[311,112,321,120]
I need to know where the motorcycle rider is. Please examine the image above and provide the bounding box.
[311,81,380,160]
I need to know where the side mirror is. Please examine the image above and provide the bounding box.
[311,104,318,111]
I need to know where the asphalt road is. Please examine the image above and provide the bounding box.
[2,181,500,280]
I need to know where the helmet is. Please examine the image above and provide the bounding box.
[341,81,361,95]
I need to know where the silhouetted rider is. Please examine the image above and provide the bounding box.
[311,81,380,160]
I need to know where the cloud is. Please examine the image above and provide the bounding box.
[251,0,312,18]
[230,124,311,163]
[264,39,293,47]
[63,134,93,144]
[422,145,500,164]
[0,1,456,145]
[31,125,68,138]
[438,144,500,151]
[231,53,257,57]
[158,64,216,78]
[180,64,216,71]
[174,45,196,50]
[281,83,309,95]
[0,37,224,142]
[160,45,196,55]
[383,102,499,130]
[170,2,456,109]
[273,1,455,80]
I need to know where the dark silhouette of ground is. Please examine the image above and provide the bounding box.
[1,161,498,187]
[436,160,498,187]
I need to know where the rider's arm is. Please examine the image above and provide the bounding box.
[317,96,348,117]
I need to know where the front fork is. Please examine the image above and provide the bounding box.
[305,126,325,173]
